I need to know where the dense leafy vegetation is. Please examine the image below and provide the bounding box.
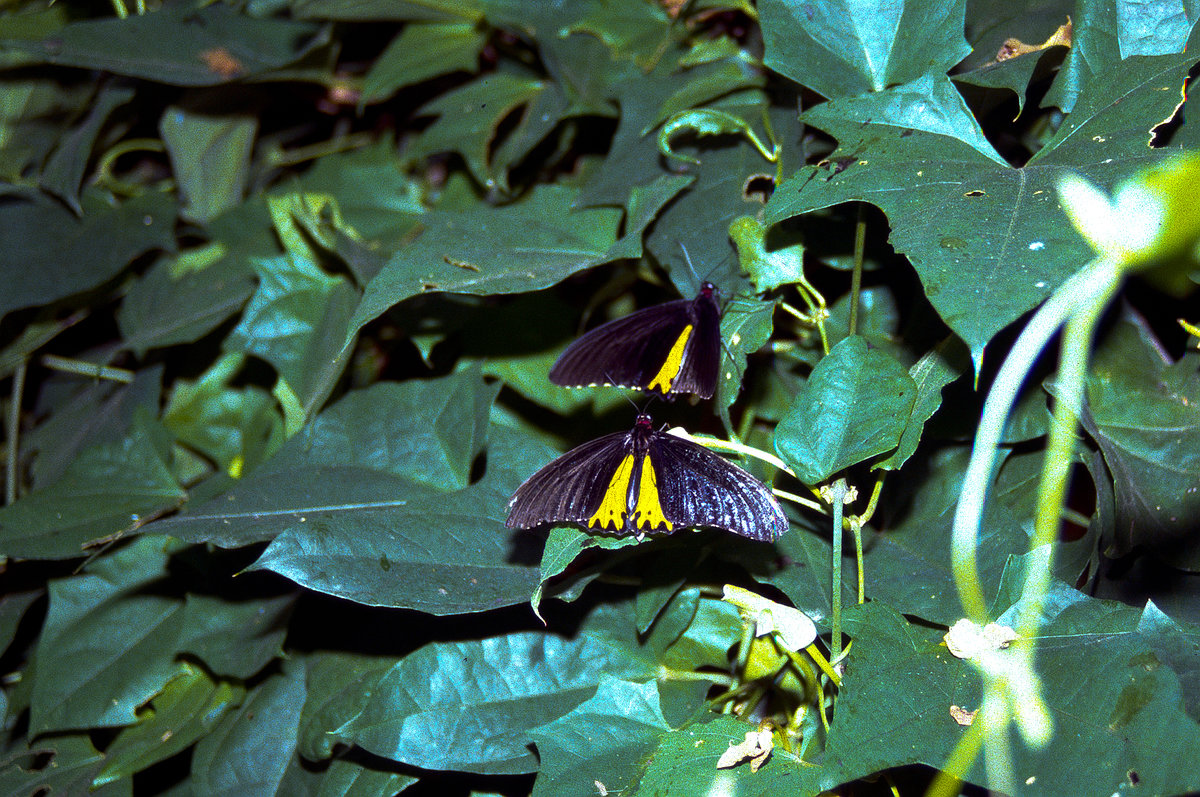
[1,0,1198,794]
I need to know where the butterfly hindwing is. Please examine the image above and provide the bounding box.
[549,285,721,399]
[649,432,788,542]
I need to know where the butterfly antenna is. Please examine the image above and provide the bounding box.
[677,241,701,295]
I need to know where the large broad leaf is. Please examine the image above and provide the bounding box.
[94,664,244,788]
[347,184,624,347]
[246,421,546,614]
[530,677,671,797]
[0,188,177,323]
[226,252,358,427]
[1082,315,1200,569]
[299,602,664,775]
[27,537,290,734]
[118,250,257,356]
[1044,0,1197,111]
[160,106,257,224]
[156,371,497,547]
[0,735,127,797]
[760,0,971,98]
[276,756,417,796]
[1,4,328,86]
[0,418,186,560]
[361,22,485,105]
[404,68,548,191]
[822,582,1200,796]
[161,352,285,479]
[291,0,483,22]
[152,373,549,614]
[765,42,1199,366]
[627,714,824,795]
[190,663,307,797]
[39,83,134,212]
[859,448,1092,626]
[775,335,917,485]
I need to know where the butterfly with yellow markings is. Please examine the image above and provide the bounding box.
[549,282,722,399]
[505,414,787,541]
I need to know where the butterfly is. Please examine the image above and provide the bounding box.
[549,282,722,399]
[505,414,788,541]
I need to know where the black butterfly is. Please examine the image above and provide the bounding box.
[549,282,721,399]
[505,414,787,542]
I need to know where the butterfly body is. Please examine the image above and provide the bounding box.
[505,414,787,542]
[549,283,721,399]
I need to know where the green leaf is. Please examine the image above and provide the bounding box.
[94,664,243,788]
[39,83,135,212]
[828,581,1200,795]
[0,74,90,181]
[226,253,358,426]
[157,372,497,546]
[530,676,670,797]
[628,715,824,795]
[645,94,778,293]
[161,107,257,223]
[22,367,163,489]
[362,22,484,105]
[191,663,306,797]
[0,188,177,323]
[566,0,674,66]
[1082,315,1200,568]
[0,418,185,560]
[406,69,547,190]
[27,536,289,734]
[860,449,1090,625]
[247,422,543,613]
[876,336,967,470]
[661,591,743,673]
[818,600,973,788]
[161,352,285,479]
[277,756,417,797]
[775,335,917,484]
[760,0,971,98]
[766,47,1198,364]
[118,249,256,356]
[0,735,125,797]
[1043,0,1196,111]
[312,603,661,774]
[0,588,36,647]
[717,295,776,408]
[348,184,623,343]
[729,215,805,294]
[275,140,426,252]
[3,4,328,86]
[291,0,483,22]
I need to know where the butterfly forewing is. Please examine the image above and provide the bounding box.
[548,285,721,399]
[668,291,720,397]
[504,429,636,530]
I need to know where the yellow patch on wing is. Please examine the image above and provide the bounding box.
[588,454,636,529]
[631,455,672,530]
[648,324,693,393]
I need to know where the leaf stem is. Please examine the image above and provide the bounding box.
[849,205,865,336]
[5,360,25,506]
[41,355,134,384]
[826,478,848,659]
[949,257,1115,622]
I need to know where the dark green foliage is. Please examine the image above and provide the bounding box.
[0,0,1198,795]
